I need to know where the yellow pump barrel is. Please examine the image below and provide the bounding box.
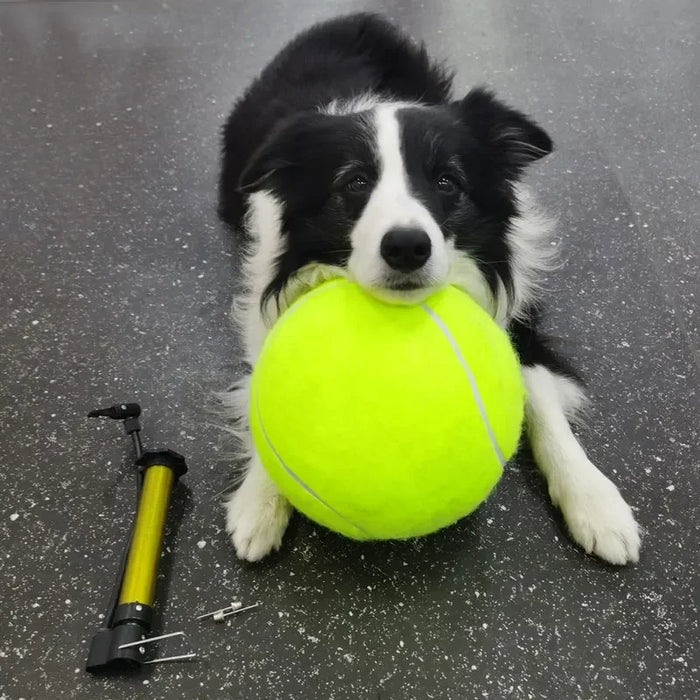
[118,464,175,606]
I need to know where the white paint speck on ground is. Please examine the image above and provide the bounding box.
[10,513,19,521]
[666,484,675,491]
[197,540,206,549]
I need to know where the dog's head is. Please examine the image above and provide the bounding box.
[239,88,554,321]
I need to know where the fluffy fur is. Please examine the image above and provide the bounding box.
[218,13,640,564]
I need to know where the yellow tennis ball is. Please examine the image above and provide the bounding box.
[250,278,525,540]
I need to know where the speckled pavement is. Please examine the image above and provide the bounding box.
[1,2,698,699]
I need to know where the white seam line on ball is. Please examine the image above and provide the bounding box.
[420,304,506,467]
[254,394,370,537]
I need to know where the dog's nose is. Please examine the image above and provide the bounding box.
[380,228,432,272]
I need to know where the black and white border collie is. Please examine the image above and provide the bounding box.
[218,13,640,565]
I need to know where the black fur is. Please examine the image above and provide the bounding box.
[218,13,576,382]
[219,13,452,228]
[509,311,582,380]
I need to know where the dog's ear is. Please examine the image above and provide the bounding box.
[456,87,553,178]
[238,113,329,194]
[238,125,294,194]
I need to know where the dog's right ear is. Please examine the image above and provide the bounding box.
[238,130,292,194]
[238,113,328,194]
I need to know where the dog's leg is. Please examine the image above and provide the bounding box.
[224,451,292,561]
[220,375,292,562]
[222,191,293,561]
[522,364,641,565]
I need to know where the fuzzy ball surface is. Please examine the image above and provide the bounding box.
[250,279,525,540]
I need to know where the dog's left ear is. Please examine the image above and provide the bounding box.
[456,87,553,178]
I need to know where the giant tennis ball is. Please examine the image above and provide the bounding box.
[250,278,524,540]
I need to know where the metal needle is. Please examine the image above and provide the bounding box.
[215,602,260,622]
[197,601,242,621]
[144,652,198,664]
[118,630,185,650]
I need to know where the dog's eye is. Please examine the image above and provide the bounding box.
[436,174,460,195]
[345,175,369,193]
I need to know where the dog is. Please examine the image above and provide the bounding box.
[217,13,641,565]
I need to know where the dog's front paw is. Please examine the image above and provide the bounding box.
[224,481,292,562]
[553,464,641,566]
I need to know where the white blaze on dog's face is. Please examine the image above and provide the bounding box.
[348,105,450,304]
